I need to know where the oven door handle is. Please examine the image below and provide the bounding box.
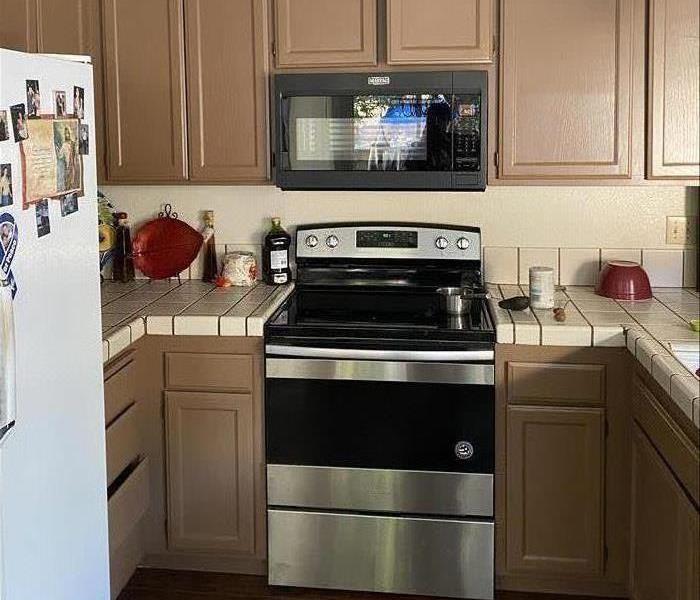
[265,344,494,362]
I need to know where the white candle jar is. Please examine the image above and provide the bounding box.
[529,266,555,309]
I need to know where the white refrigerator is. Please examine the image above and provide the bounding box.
[0,49,110,599]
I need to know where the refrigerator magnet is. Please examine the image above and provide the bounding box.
[78,124,89,155]
[35,199,50,237]
[0,212,18,299]
[60,193,78,217]
[26,79,41,119]
[10,104,28,142]
[0,164,14,207]
[0,111,9,141]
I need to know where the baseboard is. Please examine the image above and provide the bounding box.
[141,552,267,576]
[496,574,628,598]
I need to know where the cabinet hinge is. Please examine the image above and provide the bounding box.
[494,151,499,170]
[492,34,498,59]
[604,545,609,566]
[271,151,276,169]
[605,419,609,438]
[271,40,276,57]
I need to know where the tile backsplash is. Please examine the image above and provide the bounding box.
[483,246,697,287]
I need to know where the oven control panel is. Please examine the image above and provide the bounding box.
[297,224,481,261]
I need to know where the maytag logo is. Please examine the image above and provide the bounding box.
[368,76,390,86]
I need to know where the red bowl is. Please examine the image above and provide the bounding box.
[596,261,652,300]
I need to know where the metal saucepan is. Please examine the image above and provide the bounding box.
[436,287,489,316]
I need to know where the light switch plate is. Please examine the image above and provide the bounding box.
[666,216,698,246]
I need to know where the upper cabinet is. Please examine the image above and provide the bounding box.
[648,0,700,179]
[103,0,188,182]
[185,0,268,182]
[273,0,377,67]
[0,0,36,51]
[387,0,492,65]
[499,0,640,180]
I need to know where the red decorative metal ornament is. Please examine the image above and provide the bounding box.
[132,205,203,280]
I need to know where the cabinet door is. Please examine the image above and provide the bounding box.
[34,0,107,183]
[387,0,492,64]
[648,0,700,179]
[500,0,637,179]
[0,0,37,51]
[165,391,255,554]
[102,0,187,182]
[274,0,377,67]
[631,424,700,600]
[185,0,268,182]
[506,405,605,576]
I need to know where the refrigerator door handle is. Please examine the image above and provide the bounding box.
[0,280,16,444]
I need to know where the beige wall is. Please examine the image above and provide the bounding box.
[102,184,698,249]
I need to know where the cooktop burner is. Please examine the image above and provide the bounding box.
[265,223,495,350]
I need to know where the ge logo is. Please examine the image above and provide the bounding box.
[455,441,474,460]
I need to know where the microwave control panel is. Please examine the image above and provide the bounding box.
[453,94,481,172]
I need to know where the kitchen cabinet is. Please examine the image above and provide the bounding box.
[506,405,605,576]
[499,0,642,180]
[184,0,268,182]
[630,424,699,600]
[273,0,377,67]
[648,0,700,179]
[0,0,107,181]
[104,350,148,600]
[386,0,492,64]
[496,346,631,597]
[137,336,266,575]
[165,391,256,553]
[102,0,188,182]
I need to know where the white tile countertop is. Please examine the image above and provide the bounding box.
[101,280,294,363]
[488,285,700,429]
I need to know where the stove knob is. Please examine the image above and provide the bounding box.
[305,234,319,248]
[435,236,449,250]
[456,237,471,250]
[326,234,339,249]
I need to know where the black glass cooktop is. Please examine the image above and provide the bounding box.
[265,287,495,349]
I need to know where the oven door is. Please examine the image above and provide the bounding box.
[265,346,494,517]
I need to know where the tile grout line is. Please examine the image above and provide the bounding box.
[519,284,543,345]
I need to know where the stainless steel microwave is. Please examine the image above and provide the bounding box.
[272,71,488,191]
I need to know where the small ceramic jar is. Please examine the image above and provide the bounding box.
[529,266,555,309]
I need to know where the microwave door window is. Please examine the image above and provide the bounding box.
[282,94,452,172]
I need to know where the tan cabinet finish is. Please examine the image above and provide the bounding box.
[103,0,187,182]
[648,0,700,179]
[165,352,253,393]
[165,391,255,554]
[274,0,377,67]
[0,0,37,51]
[506,405,605,576]
[630,424,699,600]
[185,0,269,182]
[499,0,639,179]
[387,0,492,64]
[496,346,631,597]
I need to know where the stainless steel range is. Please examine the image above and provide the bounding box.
[264,223,495,600]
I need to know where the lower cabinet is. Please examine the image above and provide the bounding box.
[506,406,605,576]
[165,391,256,554]
[496,346,630,597]
[631,424,699,600]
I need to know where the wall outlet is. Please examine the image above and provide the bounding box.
[666,216,698,246]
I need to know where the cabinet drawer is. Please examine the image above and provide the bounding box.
[507,362,605,406]
[109,525,143,600]
[104,359,136,426]
[108,457,149,553]
[165,352,253,392]
[106,403,141,487]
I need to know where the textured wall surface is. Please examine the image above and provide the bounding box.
[101,184,698,249]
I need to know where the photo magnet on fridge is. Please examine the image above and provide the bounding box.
[60,193,78,217]
[54,91,67,117]
[10,104,28,142]
[0,111,9,142]
[0,212,18,299]
[26,80,41,118]
[35,199,50,237]
[78,124,89,155]
[0,164,13,207]
[73,86,84,119]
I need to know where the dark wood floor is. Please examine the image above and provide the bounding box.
[118,569,622,600]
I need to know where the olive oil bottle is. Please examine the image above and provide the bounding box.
[262,217,291,285]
